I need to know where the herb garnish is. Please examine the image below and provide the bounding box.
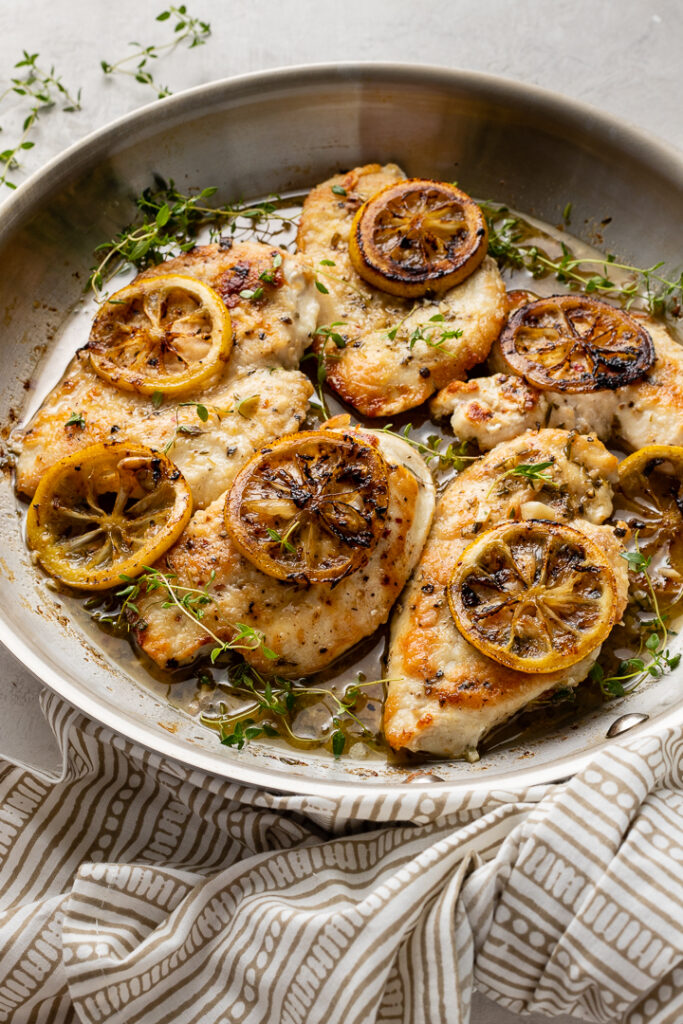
[589,543,680,697]
[87,179,294,298]
[116,567,277,664]
[0,52,81,190]
[481,201,683,318]
[65,411,86,429]
[387,312,464,353]
[380,423,476,472]
[101,6,211,100]
[505,461,558,487]
[163,401,212,454]
[203,664,388,755]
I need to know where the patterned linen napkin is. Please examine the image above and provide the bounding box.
[0,691,680,1024]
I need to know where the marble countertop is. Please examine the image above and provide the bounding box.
[1,2,681,1020]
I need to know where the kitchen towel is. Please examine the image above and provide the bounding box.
[0,690,681,1024]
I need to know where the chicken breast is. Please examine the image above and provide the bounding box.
[384,429,629,757]
[134,429,436,676]
[296,163,506,416]
[14,242,319,507]
[432,317,683,452]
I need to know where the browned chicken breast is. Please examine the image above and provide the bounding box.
[384,429,629,757]
[432,318,683,452]
[296,163,506,416]
[134,429,436,676]
[14,242,319,507]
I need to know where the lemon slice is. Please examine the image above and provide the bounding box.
[349,179,488,297]
[448,520,617,673]
[498,294,654,392]
[617,445,683,593]
[88,274,232,395]
[225,429,389,583]
[26,443,192,590]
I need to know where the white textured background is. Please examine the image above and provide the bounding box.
[0,1,681,1020]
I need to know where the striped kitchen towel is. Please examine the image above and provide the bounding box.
[0,691,681,1024]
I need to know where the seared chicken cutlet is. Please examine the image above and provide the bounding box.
[134,428,435,676]
[432,312,683,452]
[14,242,319,507]
[296,163,506,416]
[384,429,629,756]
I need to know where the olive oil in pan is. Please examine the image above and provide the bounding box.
[18,192,683,761]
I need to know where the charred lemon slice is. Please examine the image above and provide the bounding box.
[26,443,192,590]
[617,445,683,592]
[348,179,488,297]
[448,520,617,673]
[498,295,654,392]
[225,429,389,583]
[88,275,232,395]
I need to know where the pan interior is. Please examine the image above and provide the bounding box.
[0,65,681,796]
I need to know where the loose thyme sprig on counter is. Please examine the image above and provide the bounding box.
[101,6,211,100]
[88,178,296,298]
[0,52,81,190]
[590,544,680,698]
[480,201,683,318]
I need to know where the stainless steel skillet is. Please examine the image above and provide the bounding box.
[0,63,681,801]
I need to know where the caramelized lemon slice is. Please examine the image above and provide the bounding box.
[88,275,232,395]
[448,520,617,673]
[617,445,683,593]
[26,443,192,590]
[348,179,488,297]
[498,295,654,392]
[225,429,389,583]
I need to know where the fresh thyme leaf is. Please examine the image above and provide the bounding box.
[65,411,86,429]
[621,549,652,572]
[331,730,346,756]
[313,321,347,349]
[320,259,336,266]
[235,394,260,418]
[331,185,347,196]
[240,286,264,300]
[266,526,296,555]
[315,280,330,294]
[151,390,164,409]
[101,5,211,100]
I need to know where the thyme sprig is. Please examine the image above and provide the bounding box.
[380,423,477,472]
[505,461,558,487]
[387,312,464,353]
[117,566,277,664]
[87,178,293,298]
[162,400,212,455]
[0,52,81,190]
[480,201,683,318]
[590,544,680,697]
[204,664,387,756]
[101,6,211,100]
